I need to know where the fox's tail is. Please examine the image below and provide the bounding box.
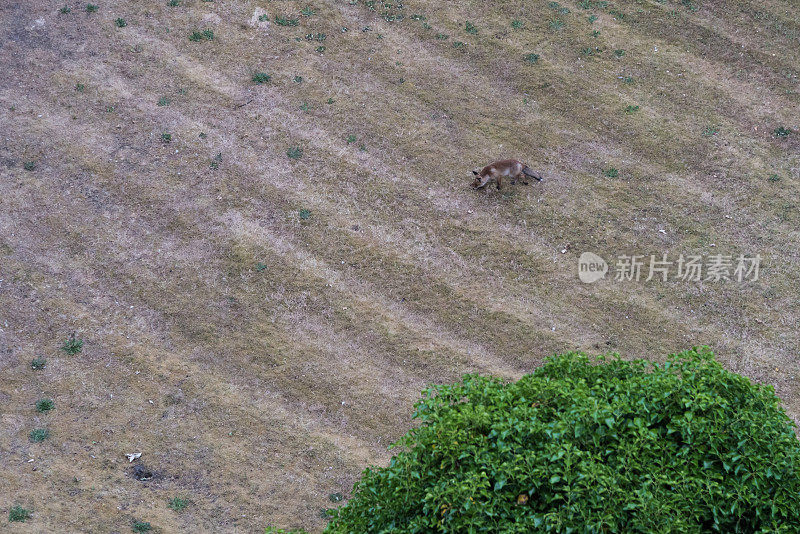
[522,166,543,181]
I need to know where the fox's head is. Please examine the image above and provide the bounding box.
[470,169,482,188]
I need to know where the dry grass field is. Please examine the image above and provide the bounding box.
[1,0,798,531]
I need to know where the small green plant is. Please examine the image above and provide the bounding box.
[274,16,299,26]
[294,76,303,83]
[609,8,625,19]
[327,98,334,104]
[452,41,466,50]
[603,167,619,177]
[161,133,172,143]
[435,33,448,40]
[31,357,47,370]
[199,132,207,139]
[168,0,181,6]
[579,0,609,8]
[132,521,152,532]
[316,45,326,53]
[298,209,311,220]
[23,161,35,171]
[252,72,271,84]
[614,49,625,57]
[346,134,356,144]
[702,125,719,137]
[511,19,523,29]
[61,333,83,355]
[60,6,72,14]
[768,174,781,183]
[86,4,99,13]
[106,105,115,112]
[329,492,344,503]
[168,496,190,511]
[75,83,85,92]
[29,428,49,443]
[464,21,478,34]
[258,13,269,21]
[301,6,316,17]
[189,29,214,41]
[8,506,32,523]
[287,147,303,159]
[549,18,565,31]
[115,18,127,27]
[210,153,222,169]
[255,262,268,272]
[524,53,540,64]
[622,76,634,84]
[773,126,792,138]
[588,14,598,23]
[681,0,699,12]
[157,96,169,106]
[36,399,55,413]
[625,105,640,113]
[581,47,595,57]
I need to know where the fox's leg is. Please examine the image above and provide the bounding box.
[496,174,503,190]
[513,171,525,185]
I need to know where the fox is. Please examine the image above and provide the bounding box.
[470,159,543,190]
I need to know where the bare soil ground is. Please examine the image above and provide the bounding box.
[1,0,798,531]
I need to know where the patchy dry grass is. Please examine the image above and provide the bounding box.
[0,0,798,531]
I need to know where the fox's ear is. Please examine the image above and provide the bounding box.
[472,170,479,175]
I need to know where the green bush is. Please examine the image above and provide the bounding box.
[325,348,800,533]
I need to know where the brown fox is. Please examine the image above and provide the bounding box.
[470,159,543,190]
